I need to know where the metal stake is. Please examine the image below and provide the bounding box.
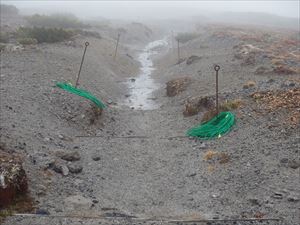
[114,33,121,60]
[177,39,180,63]
[75,42,89,87]
[214,64,220,114]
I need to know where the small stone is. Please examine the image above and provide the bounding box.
[36,209,50,215]
[67,164,83,174]
[60,151,80,162]
[288,160,300,169]
[287,195,299,202]
[107,99,113,104]
[280,158,288,164]
[62,165,69,176]
[92,199,99,204]
[52,160,68,176]
[58,134,64,139]
[272,192,283,199]
[199,143,206,149]
[92,156,101,161]
[248,198,260,205]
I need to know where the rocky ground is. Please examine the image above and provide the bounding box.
[1,15,300,225]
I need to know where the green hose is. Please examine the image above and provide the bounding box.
[56,82,106,109]
[186,111,235,140]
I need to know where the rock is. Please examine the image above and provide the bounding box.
[60,151,81,162]
[248,198,260,206]
[64,195,92,211]
[92,199,99,204]
[36,209,50,215]
[183,96,214,117]
[287,195,299,202]
[92,156,101,161]
[272,192,283,199]
[58,134,64,140]
[67,164,83,174]
[61,165,69,176]
[280,158,288,164]
[288,160,300,169]
[199,142,206,149]
[166,77,192,97]
[186,55,201,65]
[130,78,136,82]
[52,160,69,176]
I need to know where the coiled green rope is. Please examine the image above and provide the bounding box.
[186,111,235,140]
[56,82,106,109]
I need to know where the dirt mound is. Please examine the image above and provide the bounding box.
[183,96,214,117]
[166,77,192,97]
[0,150,28,208]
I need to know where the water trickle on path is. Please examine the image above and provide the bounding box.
[123,38,168,110]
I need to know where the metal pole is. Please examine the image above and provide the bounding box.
[75,41,89,87]
[214,64,220,114]
[171,30,174,52]
[177,39,180,63]
[114,33,120,60]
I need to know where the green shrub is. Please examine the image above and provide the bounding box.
[17,38,38,45]
[0,32,9,43]
[175,32,199,43]
[17,27,74,43]
[25,13,87,29]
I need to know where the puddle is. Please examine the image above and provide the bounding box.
[123,38,168,110]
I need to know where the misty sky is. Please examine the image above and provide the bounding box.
[4,1,300,20]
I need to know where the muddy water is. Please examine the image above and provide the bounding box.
[124,38,168,110]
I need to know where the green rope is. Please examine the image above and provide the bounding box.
[186,111,235,140]
[56,82,106,109]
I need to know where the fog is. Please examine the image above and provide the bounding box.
[4,0,299,21]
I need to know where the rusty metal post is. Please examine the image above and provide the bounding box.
[75,41,89,88]
[214,64,220,114]
[171,30,174,52]
[114,33,120,60]
[177,39,180,63]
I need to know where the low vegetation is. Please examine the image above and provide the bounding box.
[175,32,199,43]
[16,27,74,43]
[201,99,243,122]
[17,37,38,45]
[25,13,88,29]
[0,33,9,43]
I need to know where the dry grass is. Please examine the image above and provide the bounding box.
[251,88,300,126]
[243,80,256,89]
[201,99,243,122]
[203,150,230,165]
